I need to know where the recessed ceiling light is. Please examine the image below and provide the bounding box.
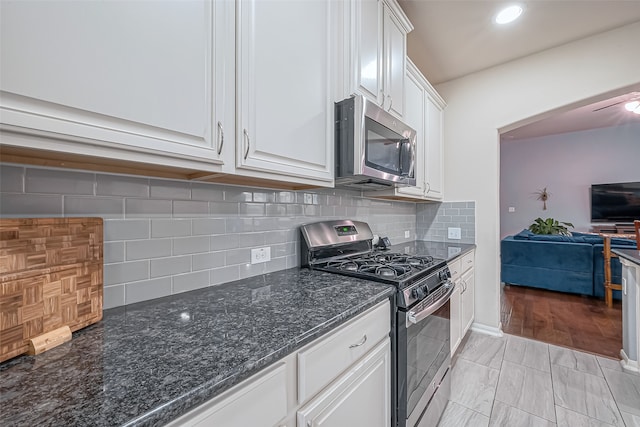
[495,5,523,25]
[624,100,640,111]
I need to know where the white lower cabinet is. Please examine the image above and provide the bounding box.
[296,339,390,427]
[166,362,289,427]
[450,250,475,355]
[450,281,463,355]
[167,300,391,427]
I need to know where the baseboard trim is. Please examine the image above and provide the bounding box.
[470,322,504,337]
[620,349,640,373]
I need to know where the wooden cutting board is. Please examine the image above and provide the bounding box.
[0,217,103,362]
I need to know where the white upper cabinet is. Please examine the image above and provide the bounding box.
[366,59,445,201]
[424,89,444,200]
[1,0,336,188]
[235,0,335,185]
[348,0,412,119]
[396,69,425,198]
[0,0,234,171]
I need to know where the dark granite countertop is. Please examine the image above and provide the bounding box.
[612,248,640,267]
[388,240,476,262]
[0,268,395,427]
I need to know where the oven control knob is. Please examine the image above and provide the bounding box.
[412,287,426,299]
[439,270,450,281]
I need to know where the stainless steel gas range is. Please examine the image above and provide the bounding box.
[300,220,453,427]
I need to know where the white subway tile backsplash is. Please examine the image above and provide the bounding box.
[173,236,210,255]
[0,193,63,217]
[209,202,239,216]
[104,220,150,241]
[239,203,265,216]
[125,277,171,305]
[172,271,210,294]
[239,262,266,279]
[125,198,172,218]
[192,218,225,235]
[277,192,295,203]
[104,261,149,286]
[224,189,252,202]
[173,200,209,217]
[96,174,149,197]
[225,218,254,233]
[64,196,123,219]
[2,163,464,309]
[151,219,191,238]
[210,234,239,251]
[0,165,23,192]
[149,179,191,200]
[25,168,94,195]
[225,248,250,266]
[192,252,224,271]
[237,232,265,248]
[126,239,172,261]
[103,284,125,309]
[151,255,191,278]
[104,242,125,263]
[191,183,223,201]
[252,191,276,203]
[211,265,240,285]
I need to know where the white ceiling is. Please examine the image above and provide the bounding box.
[397,0,640,139]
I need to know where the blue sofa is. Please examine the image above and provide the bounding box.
[501,229,636,298]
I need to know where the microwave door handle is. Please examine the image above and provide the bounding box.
[399,139,413,177]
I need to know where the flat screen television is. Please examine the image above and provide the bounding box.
[591,182,640,223]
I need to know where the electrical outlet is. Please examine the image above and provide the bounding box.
[447,227,461,240]
[251,247,271,264]
[508,207,516,213]
[404,230,410,238]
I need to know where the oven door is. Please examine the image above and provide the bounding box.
[398,283,453,427]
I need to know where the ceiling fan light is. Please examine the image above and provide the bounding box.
[495,5,523,24]
[625,100,640,111]
[633,105,640,115]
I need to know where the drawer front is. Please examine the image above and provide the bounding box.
[297,300,390,404]
[168,362,288,427]
[461,251,475,273]
[449,258,463,282]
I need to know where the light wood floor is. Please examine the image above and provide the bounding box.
[500,284,622,359]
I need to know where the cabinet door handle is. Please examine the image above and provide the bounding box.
[425,182,431,193]
[243,128,250,160]
[349,334,367,348]
[380,89,385,107]
[217,121,224,155]
[386,94,393,112]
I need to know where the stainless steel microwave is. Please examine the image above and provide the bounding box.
[335,95,416,189]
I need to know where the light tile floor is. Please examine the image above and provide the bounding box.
[437,331,640,427]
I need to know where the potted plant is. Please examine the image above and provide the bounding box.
[528,217,574,236]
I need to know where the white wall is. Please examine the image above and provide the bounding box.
[500,123,640,238]
[434,22,640,332]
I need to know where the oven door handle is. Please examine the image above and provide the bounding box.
[407,281,455,326]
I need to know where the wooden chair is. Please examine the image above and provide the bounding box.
[602,223,639,307]
[602,235,622,307]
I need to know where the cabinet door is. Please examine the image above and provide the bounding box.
[461,268,475,335]
[0,0,231,169]
[352,0,384,106]
[424,94,444,200]
[397,69,425,197]
[166,362,288,427]
[450,281,462,355]
[236,0,334,184]
[382,5,406,118]
[297,339,391,427]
